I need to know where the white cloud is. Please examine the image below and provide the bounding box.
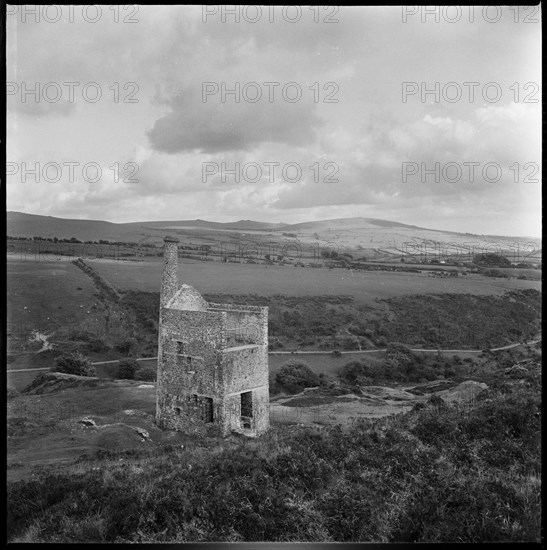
[6,5,541,235]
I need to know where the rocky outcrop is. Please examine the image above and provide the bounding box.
[436,380,488,404]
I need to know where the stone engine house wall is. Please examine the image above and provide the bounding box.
[156,237,269,437]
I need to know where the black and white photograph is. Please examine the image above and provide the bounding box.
[5,4,542,543]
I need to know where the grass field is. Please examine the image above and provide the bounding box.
[6,257,117,351]
[88,257,541,305]
[7,255,540,372]
[7,256,103,326]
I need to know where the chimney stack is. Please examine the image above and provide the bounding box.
[161,236,179,307]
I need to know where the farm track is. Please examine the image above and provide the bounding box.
[7,339,541,373]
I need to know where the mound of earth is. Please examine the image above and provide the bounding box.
[22,372,111,394]
[91,423,153,451]
[359,386,417,401]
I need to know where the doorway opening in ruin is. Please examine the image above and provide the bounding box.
[241,391,253,429]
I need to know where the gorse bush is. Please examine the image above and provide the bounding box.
[275,362,320,393]
[134,367,156,382]
[118,359,139,380]
[52,352,95,377]
[114,338,137,356]
[338,360,381,386]
[338,347,447,387]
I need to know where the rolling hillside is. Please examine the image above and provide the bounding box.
[7,212,542,262]
[6,212,285,243]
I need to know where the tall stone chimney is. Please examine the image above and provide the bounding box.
[161,236,179,307]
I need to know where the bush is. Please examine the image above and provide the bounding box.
[275,362,320,393]
[52,352,95,377]
[339,360,380,386]
[134,367,156,382]
[84,339,110,354]
[114,338,137,356]
[384,343,421,380]
[268,371,281,395]
[118,359,139,380]
[473,253,511,267]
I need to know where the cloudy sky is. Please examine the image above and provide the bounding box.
[7,5,541,236]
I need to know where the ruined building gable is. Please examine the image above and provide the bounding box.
[167,284,208,311]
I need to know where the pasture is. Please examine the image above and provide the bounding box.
[88,257,541,305]
[6,257,111,337]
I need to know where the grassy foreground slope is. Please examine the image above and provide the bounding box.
[8,362,540,543]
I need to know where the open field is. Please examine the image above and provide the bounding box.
[7,254,541,387]
[6,257,135,355]
[88,257,541,304]
[6,257,117,352]
[7,254,541,344]
[6,256,105,327]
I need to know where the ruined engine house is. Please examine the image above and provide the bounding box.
[156,236,269,436]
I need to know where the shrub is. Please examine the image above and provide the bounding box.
[134,367,156,382]
[83,339,110,353]
[275,362,320,393]
[52,352,95,377]
[384,343,420,380]
[118,359,139,380]
[114,338,137,356]
[339,360,380,386]
[269,371,281,395]
[473,253,511,267]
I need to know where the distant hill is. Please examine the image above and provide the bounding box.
[6,212,285,242]
[6,212,541,260]
[276,217,429,232]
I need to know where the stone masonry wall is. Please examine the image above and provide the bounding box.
[157,238,269,436]
[220,346,268,395]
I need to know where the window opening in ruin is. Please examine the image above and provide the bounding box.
[241,391,253,419]
[175,407,181,416]
[176,341,184,355]
[201,397,213,423]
